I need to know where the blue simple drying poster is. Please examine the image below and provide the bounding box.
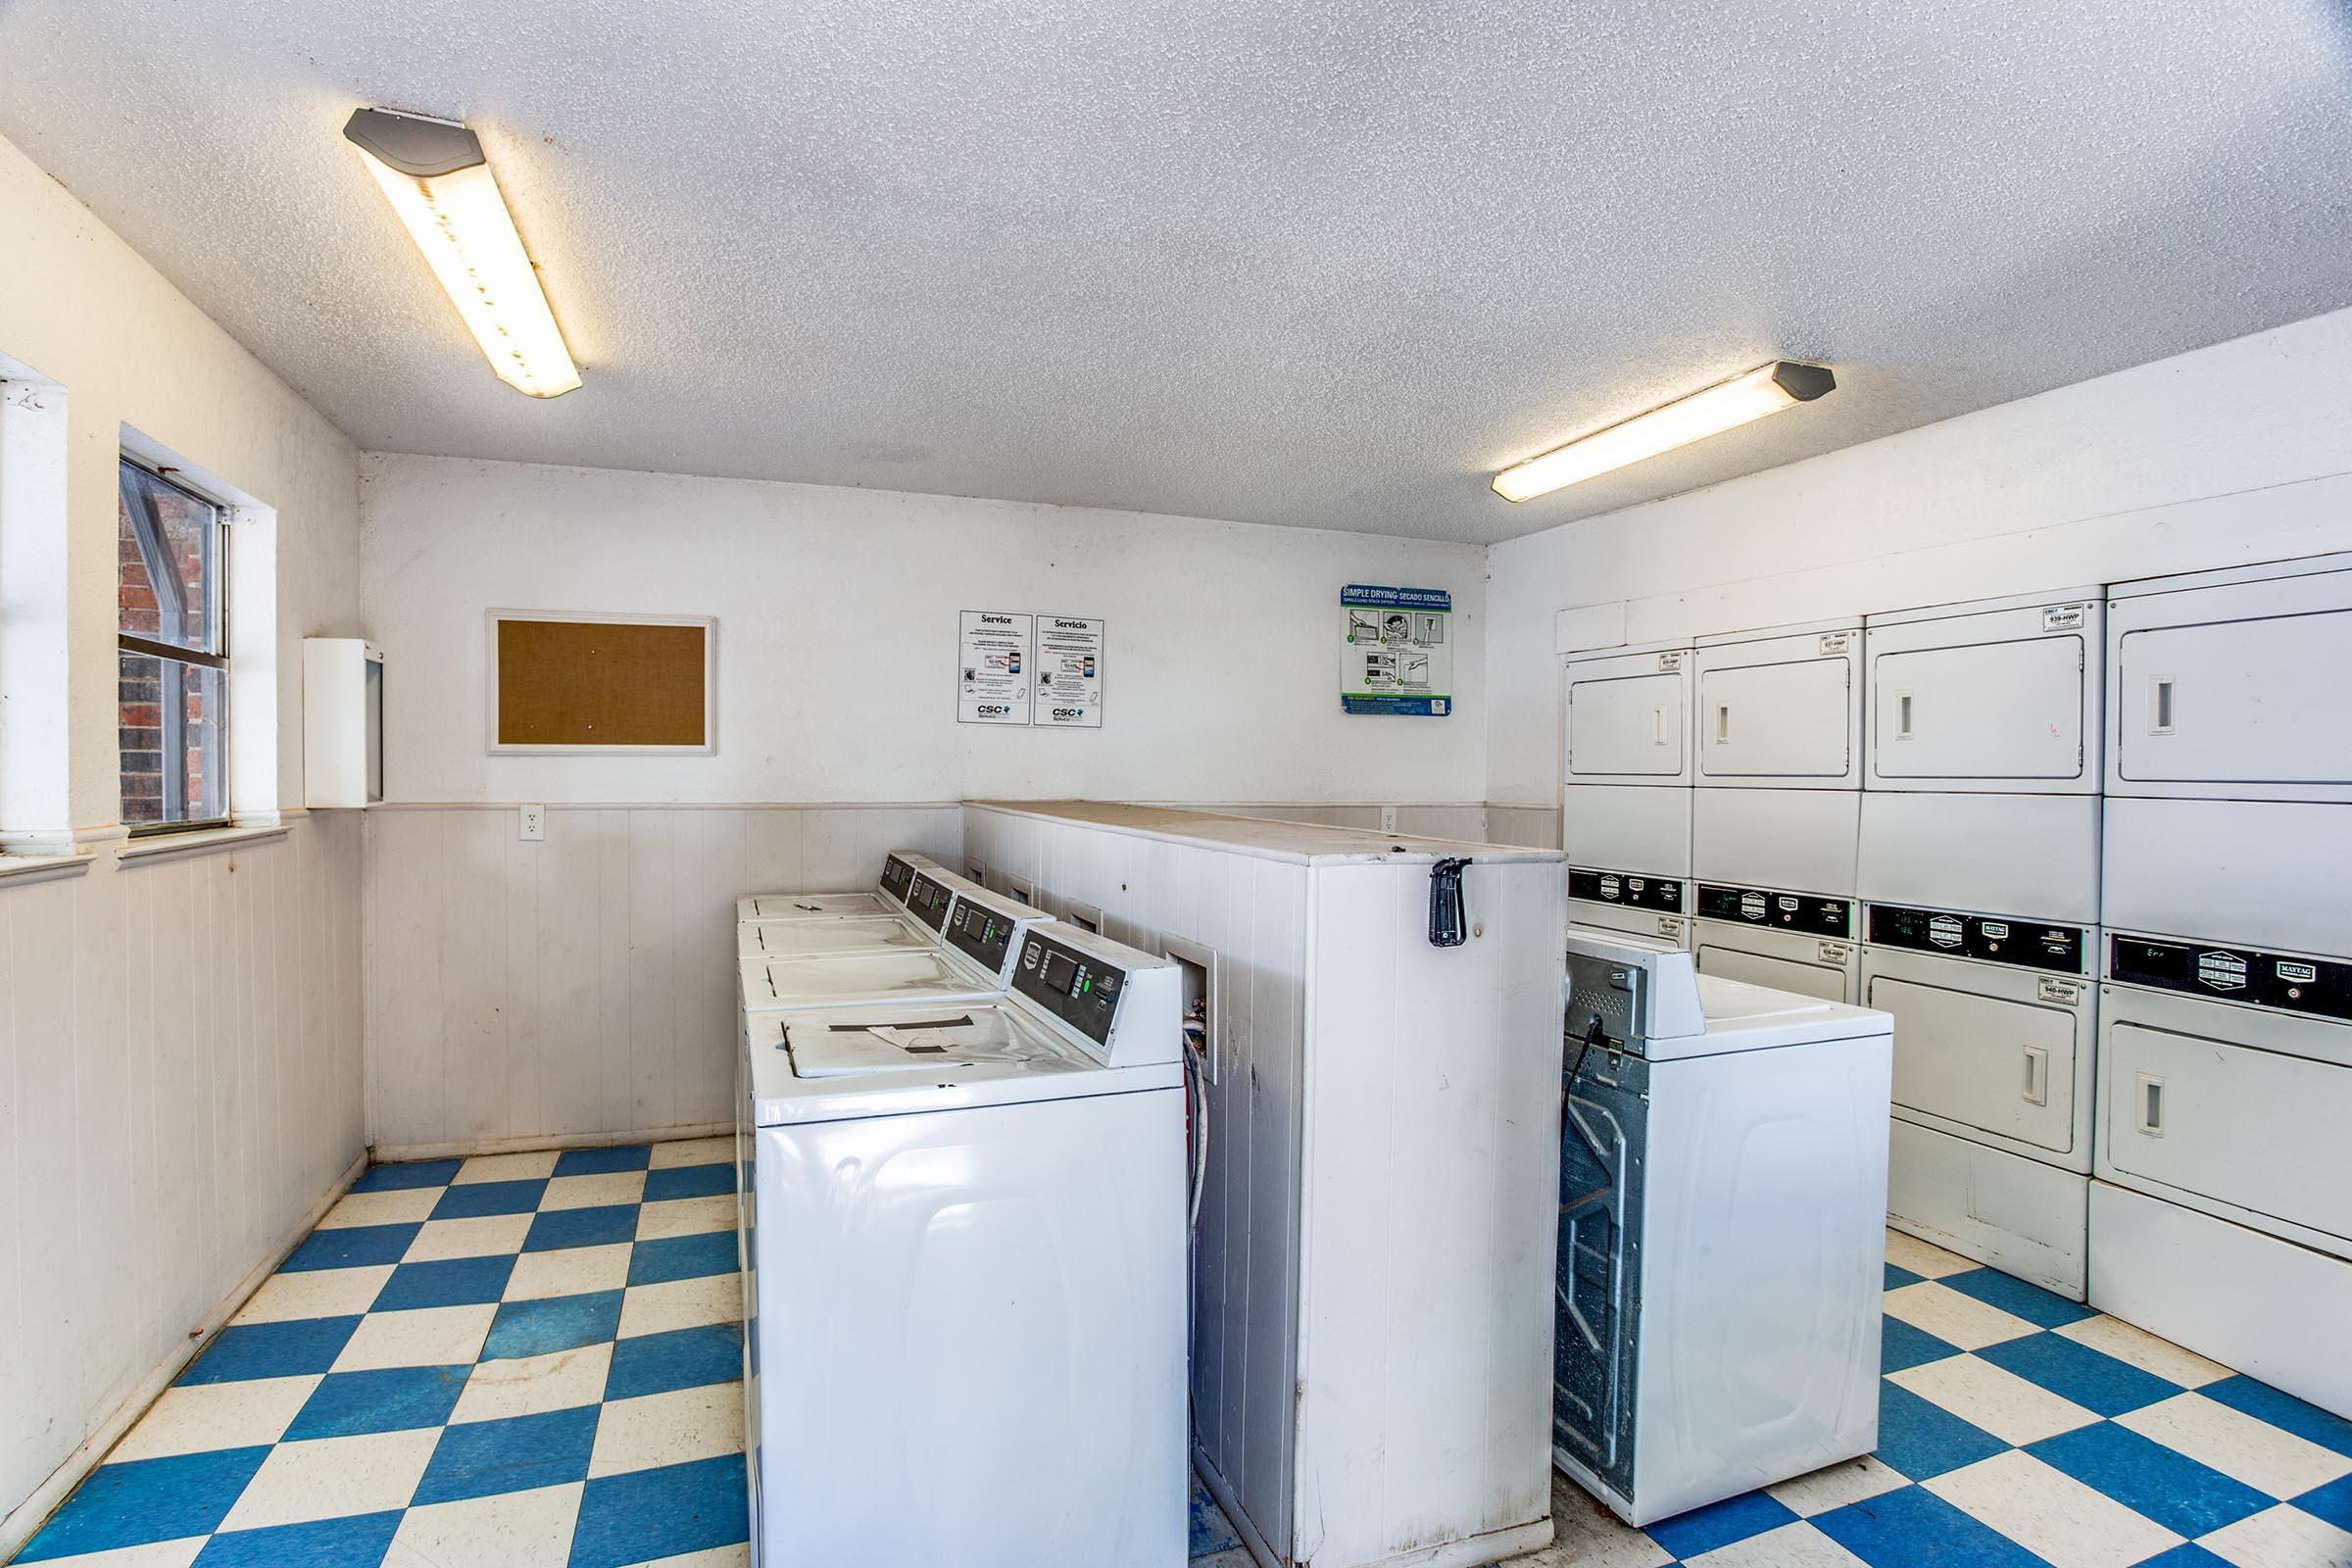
[1340,585,1452,715]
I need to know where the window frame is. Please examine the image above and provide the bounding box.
[117,455,230,835]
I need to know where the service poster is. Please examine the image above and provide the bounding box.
[956,610,1034,724]
[1341,584,1452,715]
[1034,614,1105,728]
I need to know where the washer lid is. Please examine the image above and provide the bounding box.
[784,1006,1084,1078]
[1637,974,1890,1057]
[738,891,899,922]
[738,915,934,958]
[740,948,1003,1012]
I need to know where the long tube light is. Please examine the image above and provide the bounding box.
[343,108,580,399]
[1491,361,1835,502]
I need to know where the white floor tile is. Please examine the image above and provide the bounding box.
[387,1480,583,1568]
[505,1243,633,1301]
[405,1214,534,1263]
[231,1264,395,1325]
[542,1171,648,1211]
[1884,1229,1980,1280]
[2198,1503,2352,1568]
[452,1150,561,1184]
[1925,1450,2183,1568]
[633,1548,751,1568]
[2053,1316,2233,1389]
[2118,1394,2352,1499]
[1888,1355,2098,1446]
[1881,1281,2039,1351]
[636,1195,735,1242]
[588,1384,744,1477]
[218,1427,440,1531]
[316,1188,440,1229]
[21,1539,209,1567]
[107,1375,321,1463]
[449,1343,614,1425]
[331,1302,497,1372]
[1685,1521,1869,1568]
[1766,1455,1908,1517]
[649,1137,734,1169]
[618,1274,743,1340]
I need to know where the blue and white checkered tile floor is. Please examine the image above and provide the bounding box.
[21,1175,2352,1568]
[14,1138,749,1568]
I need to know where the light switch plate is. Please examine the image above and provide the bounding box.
[519,804,546,842]
[1380,805,1397,833]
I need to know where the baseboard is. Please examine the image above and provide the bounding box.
[0,1149,368,1562]
[368,1121,735,1163]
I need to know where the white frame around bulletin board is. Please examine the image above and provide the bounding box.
[485,609,719,756]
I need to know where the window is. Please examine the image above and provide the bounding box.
[118,459,227,829]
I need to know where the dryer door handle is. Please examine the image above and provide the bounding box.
[2021,1047,2049,1107]
[2134,1072,2165,1137]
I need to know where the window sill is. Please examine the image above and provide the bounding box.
[115,822,291,865]
[0,851,96,887]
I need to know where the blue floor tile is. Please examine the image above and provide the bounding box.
[644,1162,735,1202]
[284,1365,471,1440]
[2130,1545,2234,1567]
[2028,1421,2272,1539]
[1881,1317,1961,1374]
[374,1254,516,1311]
[431,1178,548,1220]
[629,1230,737,1286]
[282,1223,421,1272]
[1871,1382,2009,1481]
[525,1204,640,1252]
[556,1144,653,1176]
[2296,1473,2352,1530]
[349,1158,462,1193]
[15,1447,272,1560]
[1815,1484,2049,1567]
[1645,1490,1797,1559]
[1885,1262,1924,1291]
[1976,1332,2180,1417]
[192,1509,404,1567]
[182,1316,363,1385]
[1937,1267,2095,1329]
[607,1323,745,1400]
[2201,1375,2352,1459]
[415,1404,601,1505]
[569,1453,750,1568]
[482,1289,625,1361]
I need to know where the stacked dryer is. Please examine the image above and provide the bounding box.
[1561,641,1697,947]
[1856,590,2106,1297]
[1689,621,1865,1002]
[2090,553,2352,1417]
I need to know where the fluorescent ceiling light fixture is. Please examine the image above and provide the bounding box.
[344,107,580,399]
[1492,361,1835,502]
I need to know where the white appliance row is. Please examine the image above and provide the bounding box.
[1559,549,2352,1416]
[734,857,1192,1566]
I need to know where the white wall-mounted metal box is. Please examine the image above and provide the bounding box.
[302,637,382,808]
[1865,589,2102,793]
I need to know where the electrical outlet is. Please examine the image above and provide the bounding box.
[519,804,546,842]
[1380,805,1397,833]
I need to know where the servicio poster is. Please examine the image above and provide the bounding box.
[957,610,1034,725]
[1034,614,1105,728]
[1341,585,1451,715]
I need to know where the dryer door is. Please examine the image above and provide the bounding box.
[1869,971,2082,1156]
[1698,659,1853,781]
[1872,637,2087,783]
[1570,670,1688,779]
[1693,924,1855,1004]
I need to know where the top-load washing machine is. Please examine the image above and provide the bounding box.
[737,922,1189,1567]
[1857,588,2105,1296]
[739,872,1050,1015]
[1553,930,1892,1527]
[1690,620,1865,1000]
[1562,641,1696,948]
[736,851,940,923]
[2090,552,2352,1417]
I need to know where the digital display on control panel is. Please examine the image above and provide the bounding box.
[1014,934,1122,1048]
[2110,935,2352,1021]
[906,874,954,931]
[942,898,1014,975]
[880,856,916,900]
[1869,905,2086,975]
[1696,884,1851,939]
[1570,868,1683,912]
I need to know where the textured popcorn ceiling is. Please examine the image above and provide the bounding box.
[3,0,2349,544]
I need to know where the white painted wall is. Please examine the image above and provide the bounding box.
[0,129,365,1550]
[1485,307,2352,807]
[359,452,1488,807]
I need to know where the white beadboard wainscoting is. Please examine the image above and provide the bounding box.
[0,814,364,1557]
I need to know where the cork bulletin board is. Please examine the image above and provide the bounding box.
[487,611,716,754]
